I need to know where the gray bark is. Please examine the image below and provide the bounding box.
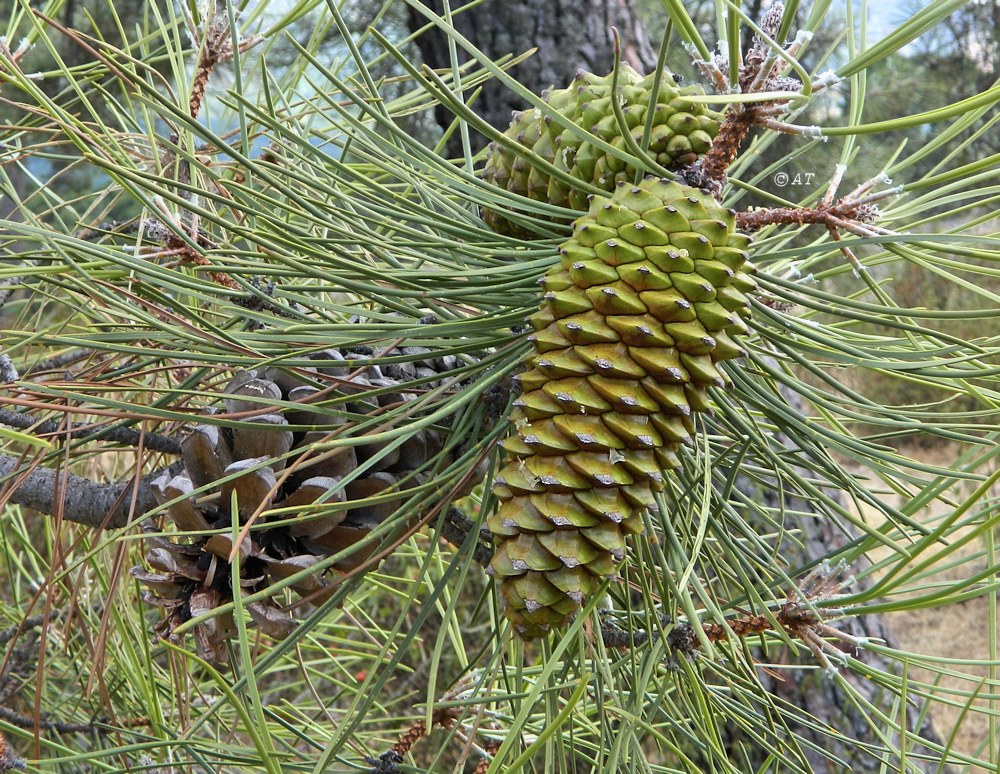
[0,409,181,455]
[0,456,178,529]
[407,0,657,155]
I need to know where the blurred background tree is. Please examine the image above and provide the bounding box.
[407,0,656,155]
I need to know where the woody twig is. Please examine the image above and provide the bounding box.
[0,615,149,744]
[685,2,842,195]
[0,730,25,773]
[365,706,461,772]
[605,564,864,672]
[0,407,181,455]
[365,675,501,773]
[698,566,859,667]
[737,169,902,271]
[183,4,260,119]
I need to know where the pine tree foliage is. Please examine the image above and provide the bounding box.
[0,0,999,771]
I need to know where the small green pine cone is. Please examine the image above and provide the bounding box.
[482,64,724,236]
[491,177,757,637]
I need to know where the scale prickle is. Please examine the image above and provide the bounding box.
[482,64,723,236]
[489,177,757,637]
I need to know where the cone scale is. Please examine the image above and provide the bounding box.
[490,177,757,637]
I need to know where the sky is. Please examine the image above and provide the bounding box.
[866,0,935,41]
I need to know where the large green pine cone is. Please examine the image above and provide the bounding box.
[482,64,723,237]
[491,177,757,637]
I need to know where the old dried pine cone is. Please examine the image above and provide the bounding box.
[132,347,462,661]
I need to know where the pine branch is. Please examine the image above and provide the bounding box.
[0,408,181,455]
[0,456,180,529]
[0,730,25,772]
[366,678,500,774]
[441,507,493,568]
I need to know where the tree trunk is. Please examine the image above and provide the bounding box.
[407,0,656,155]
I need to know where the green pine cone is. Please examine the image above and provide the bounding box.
[482,64,723,237]
[491,177,757,637]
